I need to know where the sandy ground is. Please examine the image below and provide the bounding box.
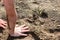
[0,0,60,40]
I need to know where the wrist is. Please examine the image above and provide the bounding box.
[9,30,14,35]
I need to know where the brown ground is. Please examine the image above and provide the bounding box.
[0,0,60,40]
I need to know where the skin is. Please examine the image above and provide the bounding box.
[0,19,7,28]
[2,0,30,37]
[0,19,30,37]
[3,0,17,34]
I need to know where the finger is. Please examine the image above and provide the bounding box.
[1,19,7,23]
[22,27,29,30]
[2,23,7,27]
[3,21,7,24]
[20,24,26,28]
[15,24,19,27]
[0,25,6,28]
[21,30,30,33]
[10,33,20,37]
[5,22,7,24]
[1,21,7,25]
[1,22,7,26]
[19,33,28,36]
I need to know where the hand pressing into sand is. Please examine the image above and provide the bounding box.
[0,19,30,37]
[0,19,7,28]
[10,24,30,37]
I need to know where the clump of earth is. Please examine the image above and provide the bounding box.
[0,0,60,40]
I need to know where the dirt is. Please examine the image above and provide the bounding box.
[0,0,60,40]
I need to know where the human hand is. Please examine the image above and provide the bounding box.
[10,24,30,37]
[0,19,7,29]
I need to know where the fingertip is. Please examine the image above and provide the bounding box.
[2,26,6,29]
[21,34,28,36]
[23,24,26,26]
[15,24,19,27]
[21,24,26,27]
[0,27,5,29]
[22,27,29,30]
[0,25,6,29]
[22,30,30,33]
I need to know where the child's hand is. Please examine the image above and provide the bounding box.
[0,19,7,29]
[10,24,30,37]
